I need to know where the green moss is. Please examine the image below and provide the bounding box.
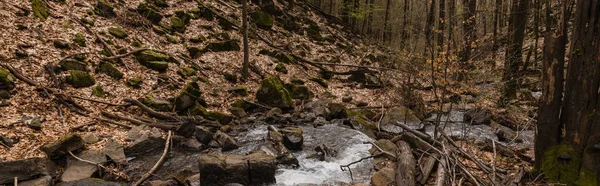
[152,25,167,35]
[95,0,116,17]
[251,11,274,30]
[541,144,582,184]
[142,95,173,112]
[347,110,377,129]
[108,27,128,39]
[575,168,598,186]
[177,67,196,78]
[171,17,186,33]
[66,70,95,88]
[309,77,328,88]
[284,83,312,100]
[167,35,180,44]
[189,35,206,43]
[137,3,163,24]
[228,85,248,96]
[86,9,94,15]
[80,17,95,26]
[0,67,15,90]
[92,85,105,98]
[183,82,202,97]
[126,77,142,88]
[275,53,297,64]
[73,33,86,47]
[275,63,288,74]
[174,10,191,24]
[224,72,237,83]
[31,0,49,21]
[290,78,305,85]
[256,76,293,108]
[53,39,72,49]
[134,49,174,71]
[97,61,123,79]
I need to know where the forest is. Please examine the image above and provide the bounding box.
[0,0,599,185]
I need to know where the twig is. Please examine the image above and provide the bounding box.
[68,151,130,180]
[102,48,148,60]
[492,140,497,186]
[340,154,382,181]
[14,177,17,186]
[131,131,172,186]
[370,141,396,159]
[72,95,130,106]
[123,98,178,121]
[71,121,97,131]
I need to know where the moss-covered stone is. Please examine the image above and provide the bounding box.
[228,85,248,96]
[171,17,186,33]
[167,35,180,44]
[59,59,88,71]
[95,0,116,17]
[188,102,210,116]
[218,18,234,30]
[251,11,274,30]
[177,67,196,78]
[187,47,202,59]
[53,39,72,49]
[148,0,168,7]
[66,70,95,88]
[309,77,328,88]
[0,67,15,90]
[86,9,94,16]
[92,85,105,98]
[194,7,214,20]
[40,133,84,158]
[80,17,95,26]
[175,10,192,24]
[0,90,10,99]
[97,61,123,79]
[142,95,173,112]
[275,62,287,74]
[137,2,163,24]
[280,17,301,33]
[204,40,241,52]
[134,49,175,71]
[152,25,167,35]
[307,24,324,41]
[206,111,233,124]
[73,33,86,47]
[189,35,207,43]
[346,110,377,130]
[290,78,305,85]
[126,77,142,88]
[224,72,237,83]
[31,0,49,21]
[108,27,128,39]
[285,83,312,100]
[256,76,293,108]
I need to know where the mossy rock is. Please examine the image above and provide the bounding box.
[95,0,116,17]
[280,17,301,33]
[142,95,173,112]
[53,39,72,49]
[192,7,214,21]
[86,9,94,15]
[40,133,84,158]
[206,111,233,124]
[290,78,305,85]
[31,0,49,21]
[171,17,186,33]
[250,11,274,30]
[187,47,202,59]
[326,102,347,120]
[275,53,297,64]
[309,77,328,88]
[204,40,241,52]
[275,62,287,74]
[177,67,196,78]
[134,49,175,71]
[218,18,234,30]
[346,110,377,130]
[167,35,180,44]
[126,77,142,88]
[92,85,105,98]
[228,85,248,96]
[80,17,95,26]
[307,24,324,41]
[189,35,206,43]
[173,82,203,112]
[188,102,210,116]
[0,90,10,99]
[0,67,15,90]
[223,72,237,83]
[59,59,88,71]
[231,99,252,110]
[108,27,128,39]
[66,70,95,88]
[256,76,293,108]
[540,144,598,185]
[97,61,123,80]
[73,33,86,47]
[148,0,168,7]
[137,2,163,24]
[285,83,312,100]
[152,25,167,35]
[174,10,191,24]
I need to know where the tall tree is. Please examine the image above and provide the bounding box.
[241,0,249,78]
[500,0,528,102]
[425,0,437,52]
[459,0,476,72]
[493,0,501,49]
[438,0,446,52]
[536,0,600,184]
[400,0,410,46]
[382,0,392,42]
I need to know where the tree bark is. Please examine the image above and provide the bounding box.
[459,0,476,72]
[382,0,392,43]
[500,0,528,103]
[438,0,445,52]
[395,140,416,186]
[493,0,501,49]
[241,0,249,78]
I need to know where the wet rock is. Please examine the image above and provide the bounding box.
[380,106,422,133]
[57,178,120,186]
[61,150,107,182]
[82,133,99,144]
[92,85,105,98]
[53,39,72,49]
[261,142,298,166]
[66,70,95,88]
[108,27,128,39]
[0,158,56,184]
[256,76,293,108]
[137,3,163,24]
[125,126,164,156]
[371,167,395,186]
[197,151,276,185]
[251,11,274,30]
[59,59,88,71]
[32,0,49,21]
[215,131,238,151]
[464,107,491,125]
[40,133,84,159]
[194,126,214,144]
[126,77,142,88]
[281,127,303,150]
[204,40,241,52]
[227,85,248,96]
[142,95,173,112]
[73,33,86,47]
[18,175,52,186]
[95,0,116,17]
[103,139,126,164]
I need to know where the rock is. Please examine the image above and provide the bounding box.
[189,35,206,43]
[0,135,12,147]
[137,3,163,24]
[284,83,312,100]
[185,174,201,186]
[309,77,328,88]
[80,17,95,26]
[142,95,173,112]
[183,138,204,152]
[0,67,15,90]
[145,180,177,186]
[31,0,49,21]
[380,106,422,132]
[224,72,238,83]
[92,85,105,98]
[214,131,238,151]
[197,151,276,185]
[126,77,142,88]
[251,11,274,30]
[73,33,86,47]
[23,115,43,130]
[345,110,377,137]
[134,49,175,72]
[228,106,247,118]
[0,158,55,184]
[256,76,293,108]
[108,27,128,39]
[59,59,87,71]
[40,133,84,159]
[218,18,234,30]
[66,70,95,88]
[342,96,353,103]
[204,40,241,52]
[57,178,120,186]
[371,167,395,186]
[261,142,298,166]
[188,47,202,59]
[280,127,303,151]
[53,39,72,49]
[227,85,248,96]
[103,139,126,164]
[174,82,204,113]
[95,0,116,17]
[171,17,186,33]
[275,62,287,74]
[464,107,492,125]
[369,139,397,156]
[206,112,234,124]
[252,0,282,16]
[307,24,324,41]
[61,150,107,182]
[82,133,99,144]
[326,102,347,120]
[125,126,165,156]
[177,67,196,78]
[290,78,305,85]
[18,175,52,186]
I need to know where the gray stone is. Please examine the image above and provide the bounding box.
[82,133,99,144]
[198,151,276,185]
[183,137,204,152]
[185,174,201,186]
[215,131,238,151]
[0,158,56,184]
[40,133,84,159]
[61,150,107,182]
[57,178,120,186]
[125,126,165,156]
[281,127,303,151]
[194,126,214,144]
[18,175,52,186]
[103,139,126,164]
[464,108,492,125]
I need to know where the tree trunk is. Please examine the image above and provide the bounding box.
[438,0,445,52]
[382,0,392,43]
[241,0,249,78]
[329,0,333,14]
[493,0,501,49]
[425,0,436,54]
[366,0,374,37]
[459,0,476,70]
[342,0,351,23]
[395,140,416,186]
[500,0,528,103]
[400,0,409,46]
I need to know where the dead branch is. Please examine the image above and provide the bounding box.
[68,151,130,180]
[310,62,394,71]
[72,95,130,106]
[71,121,97,131]
[395,140,416,186]
[370,141,397,159]
[131,131,172,186]
[123,98,178,121]
[419,154,439,185]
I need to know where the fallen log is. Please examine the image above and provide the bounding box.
[123,98,178,121]
[395,140,416,186]
[419,154,439,185]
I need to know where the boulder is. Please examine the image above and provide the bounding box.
[82,133,99,144]
[0,158,56,184]
[464,107,492,125]
[57,178,120,186]
[177,67,196,78]
[40,133,84,159]
[174,82,204,113]
[142,95,173,112]
[371,168,395,186]
[215,131,238,151]
[252,0,282,16]
[95,0,116,17]
[97,61,123,80]
[32,0,49,21]
[224,72,238,83]
[125,126,165,156]
[53,39,72,49]
[285,83,312,100]
[137,2,163,24]
[280,127,303,151]
[326,102,347,120]
[204,40,241,52]
[103,139,126,164]
[61,150,107,182]
[108,27,128,39]
[126,77,142,88]
[260,142,298,166]
[380,106,422,133]
[251,11,274,30]
[171,17,186,33]
[0,67,15,90]
[66,70,95,88]
[18,175,52,186]
[197,151,276,185]
[59,59,87,71]
[194,126,214,145]
[189,35,206,43]
[134,49,175,72]
[256,76,293,108]
[228,106,247,118]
